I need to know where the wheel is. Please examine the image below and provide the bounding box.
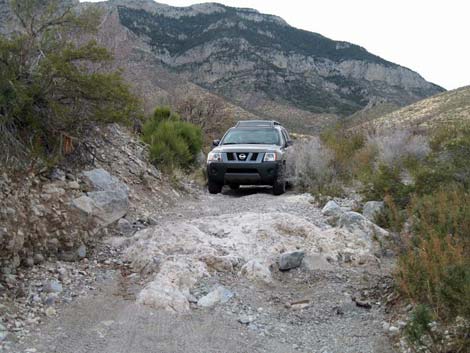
[208,180,223,194]
[229,184,240,190]
[272,177,286,195]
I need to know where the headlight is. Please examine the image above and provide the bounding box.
[207,152,222,162]
[263,152,277,162]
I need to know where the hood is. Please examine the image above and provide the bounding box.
[213,144,282,153]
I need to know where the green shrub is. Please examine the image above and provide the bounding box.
[142,107,203,170]
[361,164,414,207]
[404,305,435,349]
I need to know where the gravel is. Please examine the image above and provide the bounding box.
[3,187,399,353]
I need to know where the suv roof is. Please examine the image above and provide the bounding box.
[235,120,282,128]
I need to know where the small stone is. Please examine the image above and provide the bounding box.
[50,168,66,181]
[147,216,158,225]
[68,181,80,190]
[382,322,391,332]
[353,298,372,309]
[45,306,57,317]
[117,218,132,235]
[388,326,399,335]
[44,294,57,306]
[289,299,311,310]
[279,251,305,271]
[44,280,63,293]
[0,323,7,342]
[197,286,234,308]
[77,245,87,259]
[238,315,255,325]
[33,253,45,264]
[24,257,35,267]
[321,200,343,217]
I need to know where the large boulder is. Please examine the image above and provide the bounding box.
[362,201,385,221]
[338,211,389,241]
[72,169,129,227]
[279,251,305,270]
[82,168,129,195]
[321,200,343,217]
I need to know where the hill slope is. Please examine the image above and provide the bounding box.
[363,85,470,131]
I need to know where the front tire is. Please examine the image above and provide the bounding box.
[272,177,286,195]
[208,180,223,194]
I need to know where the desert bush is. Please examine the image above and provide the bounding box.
[286,137,341,195]
[350,142,377,180]
[173,95,235,145]
[142,107,203,170]
[374,194,406,233]
[320,125,365,179]
[368,130,430,169]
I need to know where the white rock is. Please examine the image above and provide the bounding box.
[197,286,234,307]
[239,260,272,284]
[68,181,80,190]
[82,168,129,195]
[321,201,343,217]
[137,259,207,313]
[338,211,389,241]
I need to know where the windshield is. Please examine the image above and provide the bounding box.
[221,128,281,146]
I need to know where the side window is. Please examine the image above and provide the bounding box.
[281,129,289,146]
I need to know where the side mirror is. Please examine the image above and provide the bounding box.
[286,140,293,147]
[212,139,220,147]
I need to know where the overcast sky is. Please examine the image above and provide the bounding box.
[82,0,469,90]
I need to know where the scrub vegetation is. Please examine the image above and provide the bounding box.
[289,123,470,351]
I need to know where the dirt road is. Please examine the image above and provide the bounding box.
[8,188,396,353]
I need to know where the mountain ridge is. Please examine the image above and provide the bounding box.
[102,0,444,123]
[0,0,446,132]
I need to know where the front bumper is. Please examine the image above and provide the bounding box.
[207,161,281,185]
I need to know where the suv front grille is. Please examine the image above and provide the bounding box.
[224,152,260,162]
[226,168,258,174]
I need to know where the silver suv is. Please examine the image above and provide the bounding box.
[206,120,293,195]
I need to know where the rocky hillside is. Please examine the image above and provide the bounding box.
[361,85,470,131]
[86,0,443,132]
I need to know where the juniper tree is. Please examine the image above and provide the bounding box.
[0,0,139,163]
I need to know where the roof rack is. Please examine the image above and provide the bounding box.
[235,120,282,128]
